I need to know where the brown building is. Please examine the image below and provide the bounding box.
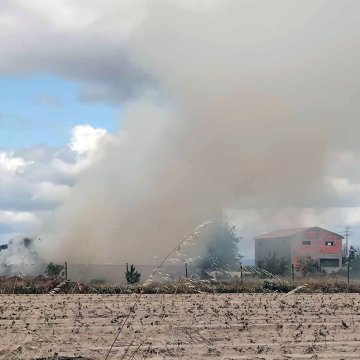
[254,227,343,272]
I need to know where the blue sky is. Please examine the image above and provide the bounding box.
[0,75,118,149]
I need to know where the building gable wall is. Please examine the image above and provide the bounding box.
[291,228,342,268]
[255,237,292,270]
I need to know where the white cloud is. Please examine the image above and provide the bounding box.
[0,124,108,242]
[0,211,37,224]
[329,177,360,195]
[0,0,150,102]
[0,151,32,173]
[69,124,107,155]
[49,124,114,178]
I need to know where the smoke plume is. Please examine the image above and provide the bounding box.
[32,0,360,264]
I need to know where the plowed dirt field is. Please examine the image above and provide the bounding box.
[1,293,360,359]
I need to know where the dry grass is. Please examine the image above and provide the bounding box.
[1,273,360,295]
[0,275,65,294]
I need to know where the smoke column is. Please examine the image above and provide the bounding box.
[36,0,360,264]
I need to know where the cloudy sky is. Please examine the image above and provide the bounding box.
[1,0,360,262]
[0,0,121,244]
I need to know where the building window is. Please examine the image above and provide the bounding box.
[325,241,334,246]
[320,258,339,267]
[302,241,311,245]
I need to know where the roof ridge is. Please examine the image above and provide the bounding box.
[254,227,343,240]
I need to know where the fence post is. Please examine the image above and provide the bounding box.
[240,265,243,285]
[185,263,188,278]
[348,262,350,284]
[292,264,294,283]
[65,261,68,280]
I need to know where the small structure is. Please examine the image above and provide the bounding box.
[254,227,343,272]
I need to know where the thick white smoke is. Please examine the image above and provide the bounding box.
[29,0,360,264]
[0,237,41,275]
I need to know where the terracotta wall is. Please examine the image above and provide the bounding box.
[292,230,317,254]
[317,229,342,253]
[292,228,342,265]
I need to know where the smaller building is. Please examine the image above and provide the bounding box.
[254,227,343,272]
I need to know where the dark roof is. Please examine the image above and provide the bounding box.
[254,227,344,240]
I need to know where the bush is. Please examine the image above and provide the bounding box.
[321,282,350,293]
[125,264,141,284]
[295,256,320,277]
[261,252,289,275]
[45,262,65,278]
[261,279,295,293]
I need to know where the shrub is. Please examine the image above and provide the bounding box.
[261,252,289,275]
[45,262,65,278]
[295,256,320,277]
[262,279,295,293]
[321,282,350,293]
[125,264,141,284]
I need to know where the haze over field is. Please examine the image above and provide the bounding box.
[1,1,360,266]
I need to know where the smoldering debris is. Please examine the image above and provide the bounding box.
[0,237,43,276]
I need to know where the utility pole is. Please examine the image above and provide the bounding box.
[345,227,352,258]
[240,264,243,285]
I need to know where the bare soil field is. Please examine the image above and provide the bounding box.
[1,293,360,360]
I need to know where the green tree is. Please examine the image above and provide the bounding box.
[295,256,320,277]
[262,252,289,275]
[45,262,65,278]
[198,213,243,277]
[342,244,350,266]
[347,245,360,273]
[348,245,360,262]
[125,264,141,284]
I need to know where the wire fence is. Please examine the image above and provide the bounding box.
[67,263,201,284]
[9,261,257,284]
[9,262,204,284]
[6,260,357,285]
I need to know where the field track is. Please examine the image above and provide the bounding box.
[1,293,360,359]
